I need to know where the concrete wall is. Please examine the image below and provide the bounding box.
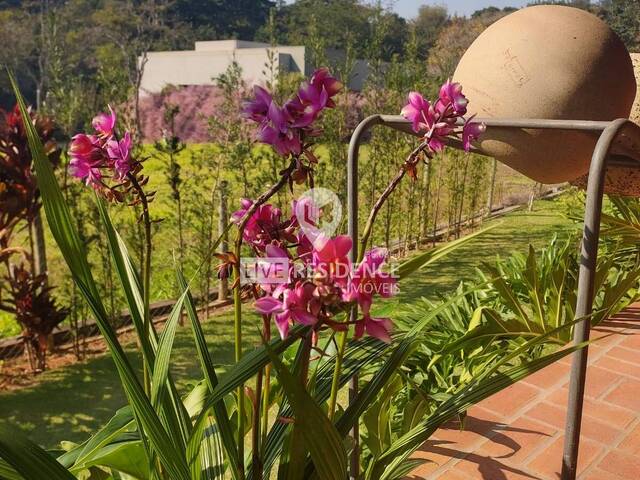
[140,41,368,94]
[195,40,269,51]
[141,48,292,94]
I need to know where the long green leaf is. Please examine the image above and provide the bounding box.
[98,199,192,455]
[256,336,390,479]
[176,269,241,480]
[0,459,23,480]
[96,198,153,364]
[0,425,75,480]
[9,71,190,480]
[186,326,307,475]
[335,337,416,438]
[151,290,187,407]
[373,343,587,479]
[264,342,347,480]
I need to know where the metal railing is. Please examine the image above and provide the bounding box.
[347,115,640,480]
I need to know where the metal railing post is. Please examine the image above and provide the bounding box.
[347,115,382,480]
[346,114,640,480]
[561,118,631,479]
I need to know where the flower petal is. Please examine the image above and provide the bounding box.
[255,296,283,314]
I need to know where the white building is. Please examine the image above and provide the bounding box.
[139,39,369,95]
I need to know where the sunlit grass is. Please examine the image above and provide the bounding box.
[0,196,576,448]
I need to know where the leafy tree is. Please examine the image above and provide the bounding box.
[411,5,448,60]
[259,0,408,61]
[600,0,640,51]
[169,0,275,41]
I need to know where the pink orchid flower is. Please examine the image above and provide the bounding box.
[92,105,116,138]
[438,80,468,117]
[68,154,103,189]
[401,92,453,151]
[309,68,342,106]
[106,131,132,180]
[68,134,106,188]
[401,92,435,134]
[256,244,292,294]
[255,281,319,339]
[257,103,302,157]
[312,235,352,287]
[345,247,397,312]
[462,117,486,152]
[355,314,393,343]
[231,199,283,249]
[296,231,314,264]
[243,69,341,157]
[241,85,272,123]
[285,96,320,129]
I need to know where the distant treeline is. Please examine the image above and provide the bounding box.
[0,0,638,131]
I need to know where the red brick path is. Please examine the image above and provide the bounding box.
[408,306,640,479]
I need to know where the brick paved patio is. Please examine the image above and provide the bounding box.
[408,305,640,480]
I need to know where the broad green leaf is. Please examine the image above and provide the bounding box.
[187,326,307,477]
[75,406,135,468]
[264,342,347,480]
[176,269,241,480]
[0,425,76,480]
[76,441,149,479]
[201,418,226,480]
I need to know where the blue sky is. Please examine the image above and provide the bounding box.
[391,0,529,18]
[284,1,531,19]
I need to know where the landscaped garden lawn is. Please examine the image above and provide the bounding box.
[0,196,576,449]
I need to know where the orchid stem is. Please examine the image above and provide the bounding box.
[358,141,428,262]
[260,316,271,454]
[128,173,153,396]
[232,264,245,478]
[231,158,297,479]
[328,329,348,421]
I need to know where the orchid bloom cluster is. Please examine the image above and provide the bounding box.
[68,107,141,200]
[232,198,397,343]
[241,68,342,183]
[400,81,485,176]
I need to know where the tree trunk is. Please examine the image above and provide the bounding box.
[31,213,47,278]
[432,164,443,247]
[486,158,497,217]
[420,160,432,244]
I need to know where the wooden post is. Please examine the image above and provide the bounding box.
[218,180,229,302]
[486,158,497,217]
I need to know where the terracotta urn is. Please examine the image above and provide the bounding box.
[453,5,636,184]
[571,53,640,196]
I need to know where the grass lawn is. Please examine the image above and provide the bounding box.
[0,196,577,448]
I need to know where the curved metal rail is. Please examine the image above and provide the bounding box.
[346,116,640,480]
